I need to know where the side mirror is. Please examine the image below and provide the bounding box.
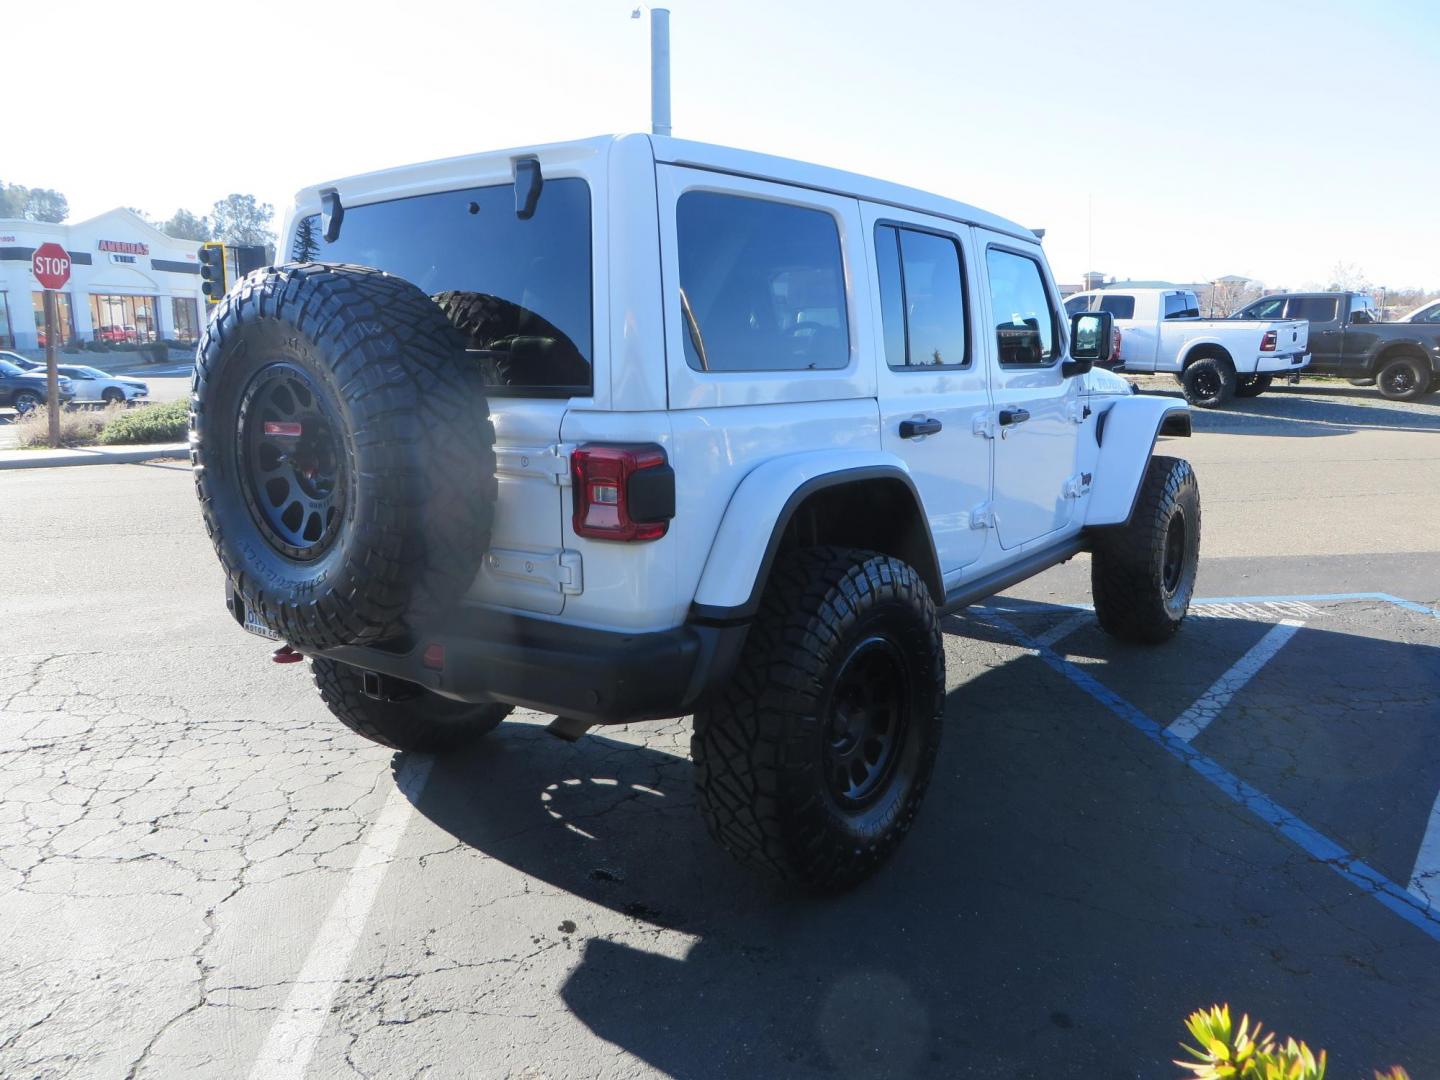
[1064,310,1113,377]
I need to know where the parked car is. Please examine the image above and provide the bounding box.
[55,365,149,405]
[0,350,42,371]
[1065,287,1308,406]
[0,356,76,410]
[193,133,1200,889]
[1233,291,1440,400]
[1400,298,1440,324]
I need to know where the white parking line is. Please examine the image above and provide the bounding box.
[246,757,431,1080]
[1165,620,1304,743]
[1410,793,1440,907]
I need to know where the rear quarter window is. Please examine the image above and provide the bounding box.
[1099,295,1135,319]
[675,191,849,373]
[292,177,593,394]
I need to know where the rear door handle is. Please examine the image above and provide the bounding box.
[998,408,1031,426]
[899,417,942,439]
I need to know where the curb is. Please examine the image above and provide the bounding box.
[0,443,189,471]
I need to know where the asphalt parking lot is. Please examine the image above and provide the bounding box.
[2,385,1438,1079]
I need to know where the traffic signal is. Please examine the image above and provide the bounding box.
[199,242,227,304]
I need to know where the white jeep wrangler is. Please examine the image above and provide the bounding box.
[192,134,1199,889]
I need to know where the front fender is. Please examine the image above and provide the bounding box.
[691,449,928,617]
[1086,396,1190,527]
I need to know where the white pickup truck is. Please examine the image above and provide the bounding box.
[1064,288,1309,406]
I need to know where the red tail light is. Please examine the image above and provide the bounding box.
[570,444,674,542]
[1260,330,1278,351]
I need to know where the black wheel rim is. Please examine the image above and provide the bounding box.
[1193,369,1219,399]
[15,392,40,408]
[825,635,911,807]
[1383,365,1415,395]
[1161,509,1187,596]
[236,362,348,561]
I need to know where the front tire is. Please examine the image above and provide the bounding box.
[1376,356,1429,401]
[13,390,42,410]
[1180,356,1236,408]
[312,657,511,753]
[1234,373,1272,398]
[101,388,126,406]
[1091,456,1201,644]
[692,547,944,891]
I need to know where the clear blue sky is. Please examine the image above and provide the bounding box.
[8,0,1438,290]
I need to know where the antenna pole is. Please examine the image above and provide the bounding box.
[651,8,671,136]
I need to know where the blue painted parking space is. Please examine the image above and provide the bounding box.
[972,593,1440,944]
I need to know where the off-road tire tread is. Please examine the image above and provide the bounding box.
[192,263,496,651]
[691,546,944,890]
[1180,356,1237,408]
[1090,456,1200,644]
[312,657,511,753]
[1234,373,1272,398]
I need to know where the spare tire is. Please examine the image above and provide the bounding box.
[192,263,496,651]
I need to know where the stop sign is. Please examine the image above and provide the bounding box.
[32,242,72,290]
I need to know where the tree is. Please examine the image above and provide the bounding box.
[162,209,212,242]
[21,188,68,223]
[0,182,68,222]
[290,214,320,262]
[210,193,276,247]
[1326,260,1371,293]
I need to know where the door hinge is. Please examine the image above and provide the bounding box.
[1063,472,1093,498]
[547,445,573,486]
[1067,401,1090,424]
[558,550,584,595]
[484,547,584,595]
[494,445,573,486]
[969,502,994,530]
[972,413,995,439]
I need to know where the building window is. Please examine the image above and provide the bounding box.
[89,294,162,344]
[31,292,77,347]
[172,297,200,343]
[0,293,13,349]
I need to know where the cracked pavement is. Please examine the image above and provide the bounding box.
[3,392,1439,1079]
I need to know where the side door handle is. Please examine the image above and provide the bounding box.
[998,407,1030,427]
[899,417,942,439]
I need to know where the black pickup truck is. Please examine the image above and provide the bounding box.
[1232,291,1440,401]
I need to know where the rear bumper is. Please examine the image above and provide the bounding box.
[1254,351,1310,374]
[229,588,748,725]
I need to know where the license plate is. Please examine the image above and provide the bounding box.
[243,610,282,641]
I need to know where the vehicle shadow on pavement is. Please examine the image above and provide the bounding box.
[404,607,1440,1078]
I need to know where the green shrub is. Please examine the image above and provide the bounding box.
[96,398,190,445]
[1177,1004,1410,1080]
[84,340,110,353]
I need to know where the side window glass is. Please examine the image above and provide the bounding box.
[874,224,970,368]
[1099,295,1135,319]
[1063,295,1090,316]
[1423,304,1440,324]
[986,248,1057,366]
[676,191,849,372]
[1163,293,1186,319]
[1288,297,1337,322]
[1250,298,1286,319]
[874,226,907,368]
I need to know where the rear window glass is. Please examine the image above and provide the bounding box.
[1098,295,1135,319]
[292,177,592,393]
[676,191,849,372]
[1163,293,1199,319]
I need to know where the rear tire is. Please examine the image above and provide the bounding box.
[692,547,944,891]
[312,657,511,753]
[13,390,42,410]
[101,388,126,406]
[1091,456,1200,644]
[1234,374,1272,398]
[1180,356,1236,408]
[1376,356,1428,401]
